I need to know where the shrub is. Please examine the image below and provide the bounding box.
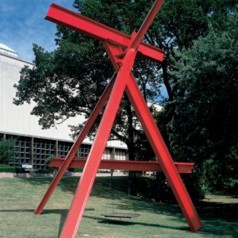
[0,139,16,164]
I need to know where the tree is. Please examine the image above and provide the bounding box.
[0,139,16,165]
[171,11,238,195]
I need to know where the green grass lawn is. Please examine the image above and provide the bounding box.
[0,175,237,238]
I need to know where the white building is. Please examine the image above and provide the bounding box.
[0,43,127,170]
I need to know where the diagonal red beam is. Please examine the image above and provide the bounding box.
[45,3,164,63]
[49,158,195,174]
[104,41,202,232]
[59,39,138,238]
[126,74,202,232]
[130,0,164,50]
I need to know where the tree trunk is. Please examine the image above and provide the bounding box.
[128,170,137,196]
[127,136,138,196]
[153,172,165,202]
[125,95,138,196]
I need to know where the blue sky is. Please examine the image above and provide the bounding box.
[0,0,75,62]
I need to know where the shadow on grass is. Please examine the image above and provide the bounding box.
[18,176,183,215]
[86,213,238,237]
[195,201,238,237]
[1,204,238,237]
[18,176,80,194]
[0,208,188,236]
[16,176,238,237]
[84,214,189,230]
[198,201,238,219]
[200,218,238,237]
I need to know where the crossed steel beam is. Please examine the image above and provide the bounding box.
[45,3,164,62]
[35,1,202,237]
[49,158,195,173]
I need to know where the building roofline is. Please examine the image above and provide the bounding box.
[0,51,33,65]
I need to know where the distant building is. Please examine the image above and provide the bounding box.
[0,43,127,170]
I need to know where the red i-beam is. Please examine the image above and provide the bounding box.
[35,1,202,237]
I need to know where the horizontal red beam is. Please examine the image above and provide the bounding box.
[46,4,164,63]
[49,158,194,174]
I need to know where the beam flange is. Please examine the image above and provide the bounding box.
[49,158,194,174]
[46,3,164,63]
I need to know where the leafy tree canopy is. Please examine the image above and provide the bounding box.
[14,0,236,137]
[171,11,238,193]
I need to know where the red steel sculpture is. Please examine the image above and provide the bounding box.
[35,1,202,237]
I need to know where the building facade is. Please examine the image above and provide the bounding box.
[0,43,127,170]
